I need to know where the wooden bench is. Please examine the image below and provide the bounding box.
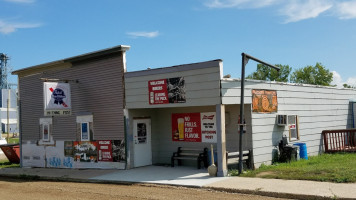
[171,147,208,169]
[226,149,254,170]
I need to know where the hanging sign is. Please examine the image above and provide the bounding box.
[148,77,186,105]
[172,112,217,143]
[44,82,72,116]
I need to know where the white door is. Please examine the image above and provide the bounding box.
[133,119,152,167]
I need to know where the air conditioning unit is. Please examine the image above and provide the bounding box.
[276,114,288,126]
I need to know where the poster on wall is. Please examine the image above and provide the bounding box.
[64,141,74,157]
[73,141,98,162]
[200,112,217,143]
[172,112,217,143]
[148,77,186,105]
[172,113,201,142]
[98,141,113,162]
[112,140,125,162]
[44,82,72,116]
[252,89,278,113]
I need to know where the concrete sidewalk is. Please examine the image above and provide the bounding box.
[0,166,355,200]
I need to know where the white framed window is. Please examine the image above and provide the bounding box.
[288,115,300,141]
[76,114,93,141]
[39,118,52,143]
[42,123,50,142]
[81,122,90,141]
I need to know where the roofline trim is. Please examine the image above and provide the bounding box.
[12,45,130,75]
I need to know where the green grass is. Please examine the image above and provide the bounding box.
[231,153,356,183]
[0,160,19,169]
[7,137,19,144]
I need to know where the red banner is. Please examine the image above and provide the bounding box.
[172,113,201,142]
[148,79,169,104]
[98,140,113,162]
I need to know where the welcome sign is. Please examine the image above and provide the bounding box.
[44,82,72,116]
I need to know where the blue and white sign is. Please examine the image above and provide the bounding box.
[44,82,72,116]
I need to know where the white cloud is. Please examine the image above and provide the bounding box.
[346,77,356,87]
[204,0,278,8]
[331,71,343,88]
[280,0,333,23]
[203,0,356,23]
[4,0,35,3]
[0,19,41,34]
[335,1,356,19]
[126,31,159,38]
[331,71,356,88]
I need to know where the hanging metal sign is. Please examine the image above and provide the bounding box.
[43,82,72,116]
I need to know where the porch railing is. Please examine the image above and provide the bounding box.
[322,129,356,153]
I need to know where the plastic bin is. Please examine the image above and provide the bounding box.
[293,143,308,160]
[0,143,20,164]
[207,150,217,165]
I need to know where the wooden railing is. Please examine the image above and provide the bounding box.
[322,129,356,153]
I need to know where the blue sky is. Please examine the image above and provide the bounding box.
[1,0,356,87]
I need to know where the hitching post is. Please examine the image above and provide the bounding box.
[238,53,279,175]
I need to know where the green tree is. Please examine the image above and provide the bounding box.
[290,63,333,86]
[343,83,352,88]
[246,64,291,82]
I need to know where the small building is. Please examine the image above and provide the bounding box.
[0,89,18,135]
[12,45,356,175]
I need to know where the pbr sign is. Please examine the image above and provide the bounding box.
[44,82,72,116]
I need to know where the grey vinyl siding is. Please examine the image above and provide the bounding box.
[19,53,125,141]
[125,60,222,109]
[221,79,356,167]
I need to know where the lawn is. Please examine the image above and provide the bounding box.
[231,153,356,183]
[0,160,19,169]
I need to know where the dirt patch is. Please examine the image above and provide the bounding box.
[0,177,290,200]
[256,171,278,178]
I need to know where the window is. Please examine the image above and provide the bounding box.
[81,122,90,141]
[288,115,300,141]
[39,118,52,143]
[76,114,93,141]
[42,123,50,141]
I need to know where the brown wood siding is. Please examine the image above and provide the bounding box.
[19,53,125,141]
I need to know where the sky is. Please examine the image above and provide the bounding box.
[1,0,356,88]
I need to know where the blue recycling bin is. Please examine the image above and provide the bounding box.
[208,150,217,165]
[294,143,308,160]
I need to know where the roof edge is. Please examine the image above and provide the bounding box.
[12,45,130,75]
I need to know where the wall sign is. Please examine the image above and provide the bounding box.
[252,89,278,113]
[148,77,186,105]
[172,112,217,143]
[201,112,217,143]
[98,140,113,162]
[44,82,72,116]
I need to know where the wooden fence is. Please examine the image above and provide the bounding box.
[322,129,356,153]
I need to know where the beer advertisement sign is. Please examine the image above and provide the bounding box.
[44,82,72,116]
[148,77,186,105]
[172,112,217,143]
[201,112,217,143]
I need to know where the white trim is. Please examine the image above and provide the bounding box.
[76,115,93,123]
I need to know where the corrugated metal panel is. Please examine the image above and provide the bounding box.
[19,53,125,141]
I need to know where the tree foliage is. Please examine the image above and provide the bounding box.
[246,64,291,82]
[290,63,333,86]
